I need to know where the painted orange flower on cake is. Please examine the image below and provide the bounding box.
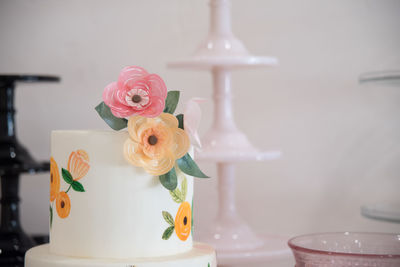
[175,201,191,241]
[68,149,90,180]
[56,191,71,218]
[50,157,60,202]
[124,113,190,176]
[50,149,90,226]
[161,175,192,241]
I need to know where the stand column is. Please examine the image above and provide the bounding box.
[217,163,236,220]
[0,75,59,267]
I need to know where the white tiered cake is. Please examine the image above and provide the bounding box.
[25,66,216,267]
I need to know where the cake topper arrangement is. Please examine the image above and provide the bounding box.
[95,66,208,191]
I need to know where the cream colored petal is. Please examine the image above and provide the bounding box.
[127,116,148,142]
[172,128,190,159]
[159,113,179,128]
[136,121,156,142]
[143,151,175,176]
[123,139,145,167]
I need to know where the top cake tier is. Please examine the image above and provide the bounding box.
[49,130,194,259]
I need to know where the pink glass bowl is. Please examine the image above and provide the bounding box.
[288,232,400,267]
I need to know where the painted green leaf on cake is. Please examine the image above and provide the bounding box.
[162,226,175,240]
[177,154,209,178]
[159,167,178,190]
[170,188,183,203]
[163,91,180,114]
[181,176,187,200]
[176,114,184,129]
[95,101,128,131]
[61,168,74,184]
[71,181,85,192]
[50,205,53,228]
[162,211,175,226]
[169,176,187,203]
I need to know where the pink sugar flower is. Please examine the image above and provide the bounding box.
[103,66,168,118]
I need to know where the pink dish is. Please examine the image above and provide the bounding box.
[288,232,400,267]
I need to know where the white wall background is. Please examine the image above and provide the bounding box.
[1,0,400,266]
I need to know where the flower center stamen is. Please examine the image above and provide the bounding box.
[183,216,188,225]
[148,135,158,145]
[61,201,65,208]
[132,94,142,103]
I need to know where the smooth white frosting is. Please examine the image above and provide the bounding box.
[49,130,194,259]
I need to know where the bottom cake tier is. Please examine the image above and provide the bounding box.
[25,243,216,267]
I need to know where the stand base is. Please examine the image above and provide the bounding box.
[361,203,400,223]
[214,234,291,266]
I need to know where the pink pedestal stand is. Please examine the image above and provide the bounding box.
[169,0,291,266]
[359,70,400,224]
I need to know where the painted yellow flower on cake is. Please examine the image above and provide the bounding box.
[68,149,90,180]
[124,113,190,176]
[50,157,60,202]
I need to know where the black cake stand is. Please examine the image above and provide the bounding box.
[0,75,60,267]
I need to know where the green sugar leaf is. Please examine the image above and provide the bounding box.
[159,167,178,191]
[163,91,180,114]
[162,211,175,226]
[95,101,128,131]
[71,181,85,192]
[162,226,175,240]
[177,154,209,178]
[61,168,74,184]
[176,114,184,129]
[169,188,184,204]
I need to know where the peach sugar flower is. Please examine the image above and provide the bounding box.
[124,113,190,176]
[68,149,90,180]
[103,66,167,118]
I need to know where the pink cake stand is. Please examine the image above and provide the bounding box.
[168,0,291,266]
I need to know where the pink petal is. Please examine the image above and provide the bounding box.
[102,82,133,118]
[140,96,165,118]
[117,66,148,91]
[184,98,205,148]
[102,82,118,107]
[115,79,151,106]
[144,74,167,99]
[109,105,134,118]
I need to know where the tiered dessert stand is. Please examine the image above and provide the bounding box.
[168,0,290,265]
[0,75,59,266]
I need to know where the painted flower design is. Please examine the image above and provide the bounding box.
[103,66,168,118]
[56,191,71,218]
[175,201,192,241]
[50,150,90,226]
[162,175,192,241]
[50,157,60,202]
[124,113,190,176]
[68,149,90,181]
